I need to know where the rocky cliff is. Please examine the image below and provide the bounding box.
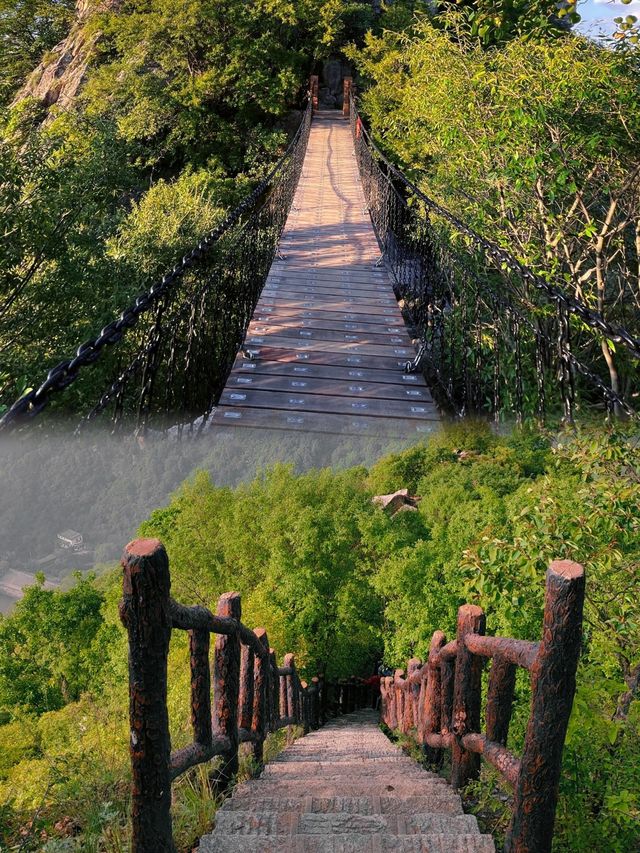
[14,0,119,110]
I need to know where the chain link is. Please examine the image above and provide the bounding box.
[0,101,313,432]
[351,96,637,421]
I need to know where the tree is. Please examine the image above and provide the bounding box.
[0,574,105,714]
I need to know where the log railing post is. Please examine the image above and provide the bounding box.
[300,680,310,734]
[310,677,320,729]
[506,561,585,853]
[212,591,241,788]
[269,649,278,730]
[238,644,255,739]
[394,669,404,732]
[120,539,175,853]
[343,77,352,117]
[190,628,213,759]
[423,631,446,764]
[405,658,421,732]
[251,628,269,765]
[451,605,486,789]
[310,75,319,112]
[486,655,516,746]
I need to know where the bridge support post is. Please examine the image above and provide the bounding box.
[423,631,446,765]
[343,77,352,117]
[451,605,486,789]
[505,561,585,853]
[251,628,269,765]
[120,539,175,853]
[212,592,241,789]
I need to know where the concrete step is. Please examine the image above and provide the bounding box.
[213,811,480,836]
[199,834,496,852]
[233,781,454,799]
[219,796,464,816]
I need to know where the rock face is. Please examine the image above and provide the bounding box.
[317,58,351,110]
[198,710,495,852]
[14,0,119,111]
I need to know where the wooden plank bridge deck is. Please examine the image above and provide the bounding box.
[214,111,440,438]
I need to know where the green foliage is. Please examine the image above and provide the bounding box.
[0,574,106,714]
[0,0,75,104]
[1,424,637,851]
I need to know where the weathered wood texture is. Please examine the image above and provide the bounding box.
[120,537,371,853]
[379,559,585,853]
[214,111,440,437]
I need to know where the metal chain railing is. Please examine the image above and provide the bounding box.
[0,100,313,433]
[351,96,639,423]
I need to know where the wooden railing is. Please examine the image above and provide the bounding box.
[120,538,368,852]
[380,560,585,853]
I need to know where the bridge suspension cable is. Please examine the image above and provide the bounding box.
[0,100,313,434]
[350,96,639,423]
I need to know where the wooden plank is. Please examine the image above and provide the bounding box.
[246,324,412,347]
[226,374,433,402]
[231,358,428,387]
[239,346,415,373]
[214,406,438,438]
[243,334,415,359]
[218,388,438,421]
[250,313,405,333]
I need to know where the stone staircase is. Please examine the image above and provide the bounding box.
[198,710,495,852]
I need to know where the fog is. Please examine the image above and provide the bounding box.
[0,422,417,612]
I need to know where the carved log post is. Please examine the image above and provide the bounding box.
[190,628,213,757]
[310,75,319,112]
[379,677,388,726]
[506,561,585,853]
[386,676,398,729]
[440,655,455,740]
[318,674,326,723]
[405,658,421,731]
[120,539,175,853]
[238,644,255,739]
[343,77,352,117]
[279,664,288,722]
[284,653,295,726]
[451,605,486,789]
[269,649,278,730]
[251,628,269,764]
[212,592,241,788]
[310,677,320,729]
[486,655,516,746]
[300,680,310,734]
[394,670,405,732]
[423,631,446,764]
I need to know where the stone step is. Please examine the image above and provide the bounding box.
[199,834,496,852]
[214,811,480,836]
[233,781,453,799]
[219,796,464,816]
[260,767,440,780]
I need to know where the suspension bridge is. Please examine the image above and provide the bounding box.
[0,81,638,433]
[216,110,438,438]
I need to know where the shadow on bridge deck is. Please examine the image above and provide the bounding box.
[211,110,440,439]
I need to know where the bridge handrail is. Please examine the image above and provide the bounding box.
[120,537,369,852]
[0,100,313,432]
[351,96,638,422]
[380,560,585,853]
[351,96,640,362]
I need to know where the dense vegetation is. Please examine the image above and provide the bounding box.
[0,0,376,410]
[352,6,640,414]
[0,424,638,851]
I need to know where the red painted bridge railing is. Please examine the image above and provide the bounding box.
[120,538,370,852]
[380,559,585,853]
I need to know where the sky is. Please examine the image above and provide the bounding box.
[576,0,640,38]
